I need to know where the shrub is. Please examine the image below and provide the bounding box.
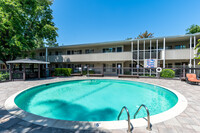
[54,68,72,76]
[0,72,9,81]
[160,69,175,78]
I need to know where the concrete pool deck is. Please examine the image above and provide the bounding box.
[0,77,200,133]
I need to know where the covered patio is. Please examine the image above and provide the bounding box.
[6,58,50,81]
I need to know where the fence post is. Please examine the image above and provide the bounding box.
[23,64,26,81]
[183,64,186,78]
[9,64,13,81]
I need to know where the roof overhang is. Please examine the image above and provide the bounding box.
[6,59,50,64]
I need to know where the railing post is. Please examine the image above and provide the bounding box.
[9,64,13,81]
[23,64,26,81]
[183,63,186,78]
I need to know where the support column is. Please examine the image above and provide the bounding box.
[46,47,48,68]
[38,64,40,79]
[189,36,192,73]
[143,40,145,76]
[131,41,133,75]
[23,64,26,81]
[194,36,196,73]
[46,47,48,77]
[163,38,166,68]
[150,40,152,76]
[9,64,13,81]
[137,40,139,75]
[156,39,159,60]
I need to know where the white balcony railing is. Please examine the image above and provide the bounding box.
[160,48,195,60]
[37,52,132,62]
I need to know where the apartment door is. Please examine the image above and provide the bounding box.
[117,63,122,74]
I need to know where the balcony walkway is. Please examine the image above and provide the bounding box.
[0,77,200,133]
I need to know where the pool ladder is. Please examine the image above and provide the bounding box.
[118,106,131,133]
[118,104,151,133]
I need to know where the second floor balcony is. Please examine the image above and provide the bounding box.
[37,52,132,62]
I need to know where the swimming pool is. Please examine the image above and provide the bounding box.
[14,79,178,121]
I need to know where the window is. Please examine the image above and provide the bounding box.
[168,63,172,68]
[175,63,181,68]
[72,50,82,54]
[103,48,115,53]
[48,52,52,56]
[165,46,172,49]
[55,51,62,55]
[67,51,71,55]
[117,47,122,52]
[85,49,94,54]
[67,64,72,68]
[112,64,116,72]
[175,45,186,49]
[40,52,45,56]
[148,47,155,50]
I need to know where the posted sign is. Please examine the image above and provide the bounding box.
[144,59,157,68]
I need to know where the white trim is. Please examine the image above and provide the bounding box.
[137,40,139,66]
[194,36,196,73]
[150,40,152,76]
[131,41,133,75]
[156,39,158,60]
[143,41,145,76]
[163,38,166,68]
[189,36,192,73]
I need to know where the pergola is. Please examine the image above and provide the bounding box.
[6,58,50,81]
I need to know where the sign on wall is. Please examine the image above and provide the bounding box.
[144,59,158,68]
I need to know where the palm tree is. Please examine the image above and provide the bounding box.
[136,30,154,39]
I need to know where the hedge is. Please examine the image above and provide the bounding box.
[160,69,175,78]
[0,72,9,81]
[54,68,72,76]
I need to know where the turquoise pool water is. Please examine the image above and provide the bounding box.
[15,79,178,121]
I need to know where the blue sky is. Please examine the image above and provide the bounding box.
[52,0,200,45]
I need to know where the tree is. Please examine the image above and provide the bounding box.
[0,0,58,67]
[136,30,154,39]
[186,24,200,34]
[195,39,200,65]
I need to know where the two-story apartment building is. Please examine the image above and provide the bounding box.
[34,33,200,75]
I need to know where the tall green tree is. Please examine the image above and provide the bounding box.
[0,0,58,67]
[136,30,154,39]
[186,24,200,34]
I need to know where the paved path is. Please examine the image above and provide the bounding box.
[0,77,200,133]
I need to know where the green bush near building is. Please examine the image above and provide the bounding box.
[0,72,9,81]
[160,69,175,78]
[54,68,72,76]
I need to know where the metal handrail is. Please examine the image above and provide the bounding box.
[134,104,151,131]
[118,106,131,133]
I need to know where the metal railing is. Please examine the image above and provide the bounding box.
[134,104,151,131]
[118,106,131,133]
